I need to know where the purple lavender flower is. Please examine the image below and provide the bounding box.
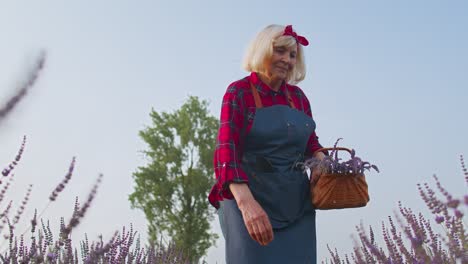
[2,136,26,177]
[435,215,444,224]
[446,199,460,208]
[454,210,463,218]
[460,155,467,184]
[46,252,55,260]
[49,157,76,202]
[0,52,46,124]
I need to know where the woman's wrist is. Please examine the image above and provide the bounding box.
[313,150,326,161]
[229,182,254,209]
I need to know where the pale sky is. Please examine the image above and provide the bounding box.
[0,1,467,263]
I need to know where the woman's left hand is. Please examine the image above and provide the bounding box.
[311,166,326,185]
[311,150,327,184]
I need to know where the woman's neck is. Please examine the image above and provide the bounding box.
[258,73,282,91]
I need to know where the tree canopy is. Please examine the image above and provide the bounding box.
[129,96,218,262]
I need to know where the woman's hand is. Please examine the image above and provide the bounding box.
[238,197,274,246]
[311,166,326,185]
[229,183,274,246]
[311,150,327,184]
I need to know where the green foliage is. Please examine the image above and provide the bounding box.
[129,96,218,262]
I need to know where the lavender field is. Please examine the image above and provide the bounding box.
[1,1,467,263]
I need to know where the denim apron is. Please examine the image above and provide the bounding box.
[219,81,317,264]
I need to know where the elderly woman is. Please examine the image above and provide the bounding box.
[208,24,327,264]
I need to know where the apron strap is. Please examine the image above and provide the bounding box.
[250,81,263,108]
[284,86,296,109]
[249,81,297,109]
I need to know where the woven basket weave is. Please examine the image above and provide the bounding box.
[311,147,370,210]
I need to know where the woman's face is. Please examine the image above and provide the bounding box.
[266,45,298,81]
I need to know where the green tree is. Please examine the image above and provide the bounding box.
[129,96,219,262]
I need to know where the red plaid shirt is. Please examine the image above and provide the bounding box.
[208,72,324,208]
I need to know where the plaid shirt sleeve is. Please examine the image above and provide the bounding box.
[209,83,249,208]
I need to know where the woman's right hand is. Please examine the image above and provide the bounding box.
[229,183,274,246]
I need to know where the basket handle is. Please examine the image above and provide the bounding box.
[316,147,352,154]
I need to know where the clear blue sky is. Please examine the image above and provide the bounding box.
[0,0,467,262]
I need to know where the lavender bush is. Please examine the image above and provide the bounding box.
[325,156,467,264]
[0,54,191,263]
[0,139,190,263]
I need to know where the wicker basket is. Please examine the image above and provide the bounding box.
[311,147,370,210]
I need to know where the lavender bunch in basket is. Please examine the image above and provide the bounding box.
[302,138,379,175]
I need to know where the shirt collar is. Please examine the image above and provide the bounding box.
[249,72,287,96]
